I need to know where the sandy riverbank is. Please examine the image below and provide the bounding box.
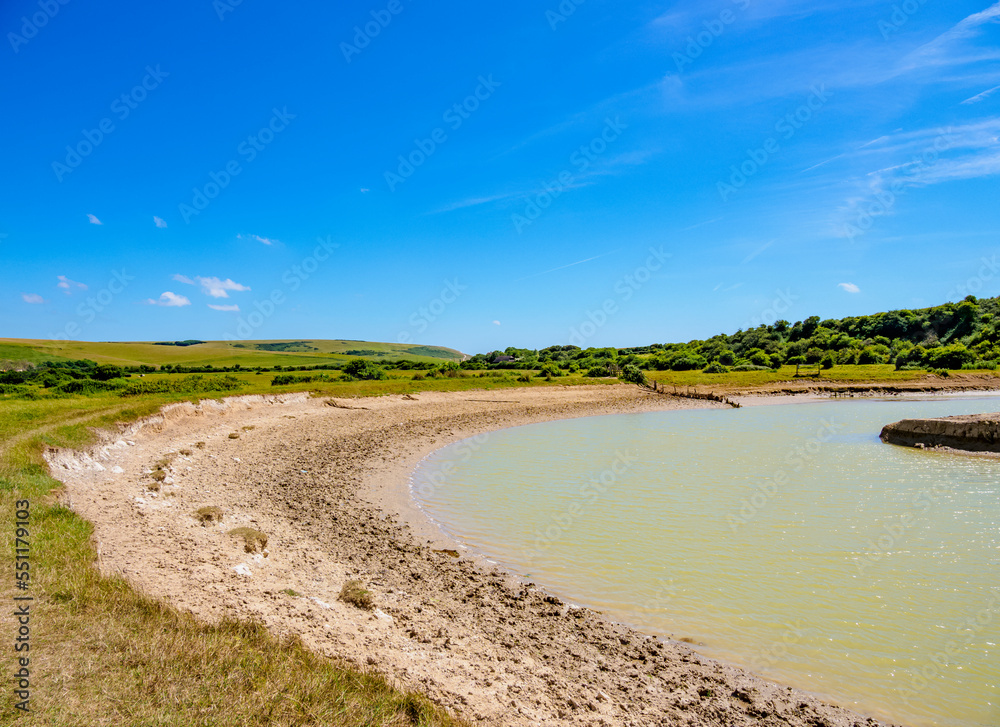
[48,385,898,726]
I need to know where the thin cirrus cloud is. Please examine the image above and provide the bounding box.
[172,274,251,298]
[87,213,102,225]
[208,304,240,312]
[145,291,191,307]
[237,233,279,246]
[839,282,861,294]
[57,275,87,294]
[153,216,168,228]
[22,293,45,304]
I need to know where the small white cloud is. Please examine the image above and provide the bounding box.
[208,303,240,312]
[87,213,102,225]
[838,282,861,294]
[360,187,370,193]
[195,276,251,298]
[153,216,168,228]
[146,291,191,307]
[492,320,501,326]
[238,233,278,246]
[57,275,87,294]
[172,274,194,285]
[22,293,44,304]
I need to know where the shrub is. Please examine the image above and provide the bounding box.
[702,362,730,374]
[619,364,648,385]
[342,359,386,381]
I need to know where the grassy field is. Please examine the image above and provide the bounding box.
[2,363,997,724]
[0,338,464,369]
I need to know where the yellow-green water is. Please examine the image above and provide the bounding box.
[412,398,1000,727]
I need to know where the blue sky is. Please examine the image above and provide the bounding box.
[2,0,999,354]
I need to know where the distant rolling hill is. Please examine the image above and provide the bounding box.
[0,339,464,368]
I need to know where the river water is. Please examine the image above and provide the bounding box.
[411,397,1000,727]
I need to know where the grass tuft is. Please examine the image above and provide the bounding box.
[339,579,375,611]
[229,526,268,553]
[195,505,223,524]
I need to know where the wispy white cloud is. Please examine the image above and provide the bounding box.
[360,187,370,193]
[962,84,1000,104]
[153,216,168,228]
[838,282,861,294]
[195,276,250,298]
[208,303,240,312]
[492,320,501,326]
[22,293,44,304]
[514,250,619,282]
[901,2,1000,71]
[172,274,251,298]
[57,275,87,294]
[145,291,191,307]
[238,233,279,246]
[87,213,102,225]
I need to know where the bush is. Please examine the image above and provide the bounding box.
[619,364,647,386]
[702,362,730,374]
[820,353,835,369]
[92,364,126,381]
[343,359,386,380]
[669,354,707,371]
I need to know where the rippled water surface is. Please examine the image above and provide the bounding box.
[412,398,1000,727]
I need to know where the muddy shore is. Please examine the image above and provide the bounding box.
[49,385,901,726]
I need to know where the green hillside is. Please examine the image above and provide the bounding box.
[0,338,463,369]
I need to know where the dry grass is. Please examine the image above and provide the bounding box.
[229,526,268,553]
[228,432,240,439]
[339,579,375,611]
[195,505,223,524]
